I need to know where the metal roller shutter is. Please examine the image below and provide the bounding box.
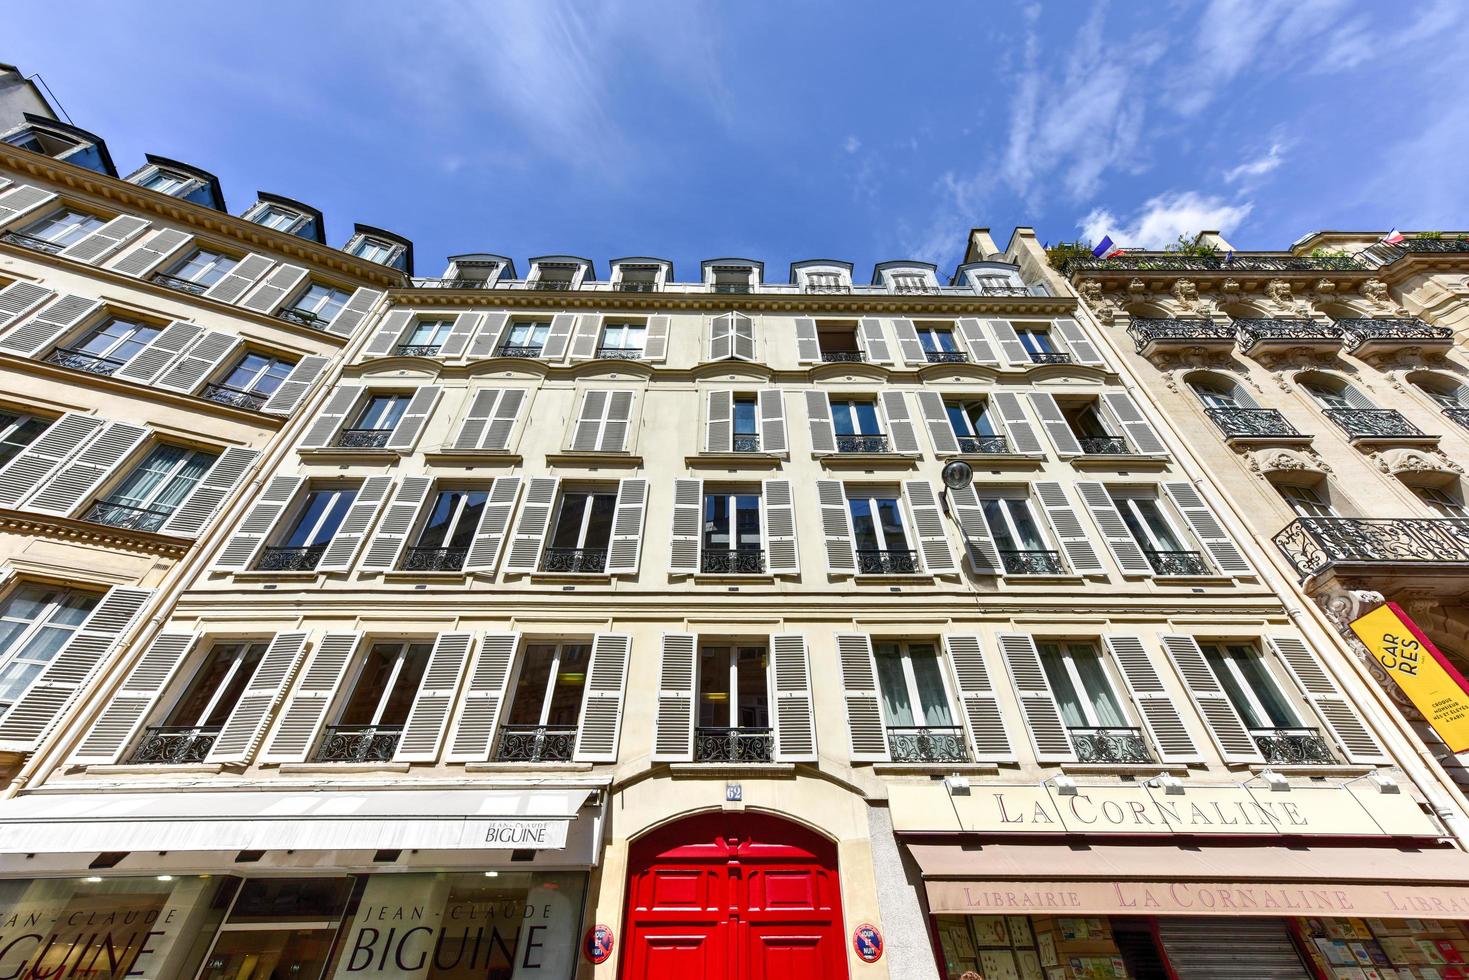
[1158,918,1310,979]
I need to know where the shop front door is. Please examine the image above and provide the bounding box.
[621,812,849,980]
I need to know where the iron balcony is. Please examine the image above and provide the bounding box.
[1339,317,1453,356]
[886,726,968,763]
[1204,407,1303,441]
[694,726,774,763]
[200,383,268,411]
[1322,408,1429,442]
[1070,727,1153,764]
[1127,317,1236,354]
[1252,727,1335,765]
[495,724,577,762]
[1274,516,1469,581]
[1235,319,1343,355]
[1062,253,1365,274]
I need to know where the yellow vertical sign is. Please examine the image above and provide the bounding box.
[1350,602,1469,753]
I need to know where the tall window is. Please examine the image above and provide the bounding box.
[0,411,51,469]
[328,641,432,750]
[150,641,268,747]
[981,495,1053,573]
[264,488,357,568]
[703,491,761,573]
[600,322,645,354]
[1192,381,1242,410]
[1015,326,1060,357]
[1201,643,1301,731]
[1038,642,1128,729]
[698,645,768,730]
[166,248,237,287]
[0,585,100,713]
[1065,403,1121,450]
[292,283,351,323]
[139,169,191,195]
[347,394,410,439]
[409,489,487,568]
[91,445,217,531]
[1277,483,1337,519]
[20,208,105,247]
[915,324,959,353]
[215,352,295,402]
[250,205,302,231]
[503,320,550,354]
[848,493,912,570]
[1417,380,1465,409]
[403,318,453,352]
[544,489,616,571]
[1301,381,1354,410]
[65,317,162,374]
[732,395,759,451]
[1112,493,1188,554]
[349,237,395,264]
[874,641,955,729]
[495,642,591,762]
[947,398,1002,451]
[1415,486,1469,518]
[831,398,883,452]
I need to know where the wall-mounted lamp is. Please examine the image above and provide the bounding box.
[1047,774,1078,797]
[1259,769,1290,792]
[944,774,971,795]
[1148,774,1185,796]
[1344,770,1401,795]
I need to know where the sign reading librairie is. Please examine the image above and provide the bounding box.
[1351,602,1469,753]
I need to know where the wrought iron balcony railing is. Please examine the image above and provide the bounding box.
[1322,408,1426,440]
[856,549,920,575]
[255,544,327,572]
[821,350,865,363]
[999,549,1066,575]
[399,546,468,572]
[335,427,393,449]
[701,548,765,574]
[1274,516,1469,579]
[975,285,1031,297]
[732,434,761,453]
[494,724,577,762]
[1251,727,1335,765]
[200,383,268,411]
[314,724,401,762]
[1,231,64,254]
[497,344,545,358]
[1392,237,1469,255]
[713,283,753,293]
[84,499,173,533]
[893,283,940,294]
[130,725,219,764]
[956,434,1010,455]
[614,280,659,292]
[1062,253,1365,274]
[1028,351,1073,365]
[1126,318,1236,352]
[150,272,209,295]
[529,279,574,291]
[1204,407,1301,440]
[595,347,644,359]
[539,547,608,573]
[1144,549,1211,576]
[694,726,775,763]
[924,349,968,363]
[804,283,851,294]
[1079,435,1130,455]
[1444,407,1469,433]
[886,726,969,763]
[835,434,889,454]
[276,306,332,330]
[411,277,487,289]
[46,346,125,377]
[1071,726,1153,764]
[1339,317,1452,352]
[1235,318,1342,353]
[394,344,442,357]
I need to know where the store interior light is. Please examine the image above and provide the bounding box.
[82,876,103,883]
[156,875,174,882]
[483,871,499,878]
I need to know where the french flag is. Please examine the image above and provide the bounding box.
[1382,228,1405,244]
[1092,236,1124,258]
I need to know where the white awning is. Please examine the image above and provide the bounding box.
[0,788,596,853]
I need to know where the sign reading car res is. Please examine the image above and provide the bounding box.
[1351,602,1469,753]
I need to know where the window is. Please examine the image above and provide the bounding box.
[1111,492,1204,575]
[1277,483,1337,519]
[3,128,77,156]
[1038,642,1131,734]
[733,395,759,451]
[831,398,884,452]
[164,248,237,288]
[848,493,914,573]
[61,316,162,375]
[703,490,762,573]
[1192,381,1242,410]
[981,494,1060,574]
[1201,643,1302,732]
[0,585,100,714]
[805,271,844,292]
[89,444,217,532]
[210,352,295,408]
[976,274,1022,295]
[1417,380,1464,410]
[873,641,964,760]
[349,237,396,264]
[946,398,1004,452]
[139,168,191,195]
[1301,381,1354,410]
[135,640,269,761]
[1415,486,1469,518]
[712,268,752,292]
[543,489,616,572]
[406,489,487,570]
[341,394,409,447]
[402,318,453,354]
[291,283,351,323]
[533,265,575,289]
[261,488,358,569]
[599,321,645,355]
[318,641,432,760]
[502,319,550,355]
[915,323,961,359]
[0,411,51,469]
[497,642,592,761]
[697,644,770,760]
[817,324,863,362]
[250,204,302,232]
[20,208,105,247]
[891,273,931,294]
[1016,326,1062,361]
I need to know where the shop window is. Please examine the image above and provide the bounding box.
[132,640,268,763]
[0,584,101,715]
[200,877,353,980]
[495,641,591,762]
[874,640,965,762]
[696,643,771,762]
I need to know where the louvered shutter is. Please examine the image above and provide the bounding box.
[363,309,412,357]
[386,385,442,452]
[706,390,732,452]
[1267,635,1387,763]
[805,390,836,453]
[0,294,102,357]
[904,481,956,573]
[957,318,999,365]
[758,389,787,455]
[503,476,558,573]
[943,635,1014,761]
[1161,634,1263,763]
[485,389,526,452]
[988,319,1030,367]
[652,633,697,761]
[0,587,153,751]
[155,330,239,394]
[1055,317,1104,366]
[159,447,260,538]
[0,413,103,508]
[836,633,888,761]
[817,479,857,573]
[205,631,310,763]
[1104,635,1202,762]
[316,475,393,571]
[299,385,361,449]
[732,313,756,361]
[259,632,363,763]
[214,475,304,570]
[794,317,820,363]
[58,214,149,264]
[438,311,481,359]
[709,313,734,361]
[359,476,433,571]
[0,281,52,331]
[881,391,921,454]
[600,391,634,452]
[240,263,308,314]
[115,321,202,384]
[606,478,648,575]
[260,355,327,415]
[1077,481,1153,575]
[569,313,601,360]
[1028,393,1083,456]
[1101,392,1166,455]
[858,318,892,364]
[762,479,799,575]
[0,185,57,225]
[770,634,816,762]
[1032,481,1105,574]
[452,388,521,452]
[394,632,473,762]
[669,478,703,574]
[110,227,192,278]
[948,484,1002,574]
[465,476,523,573]
[539,312,575,361]
[1342,383,1377,410]
[571,390,608,452]
[72,632,198,764]
[445,632,519,762]
[892,317,925,366]
[201,253,273,303]
[997,633,1074,762]
[1162,482,1251,575]
[990,392,1043,455]
[574,633,632,761]
[468,313,510,358]
[326,288,384,338]
[24,421,147,517]
[644,315,669,362]
[916,391,960,454]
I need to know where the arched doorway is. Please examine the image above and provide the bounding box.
[620,811,850,980]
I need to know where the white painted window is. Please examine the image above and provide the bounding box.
[350,237,395,264]
[1278,484,1337,519]
[600,321,645,353]
[1111,492,1188,553]
[0,411,51,469]
[1415,486,1469,518]
[160,640,268,729]
[1038,641,1128,729]
[0,585,101,712]
[405,318,454,348]
[21,208,105,247]
[506,642,591,728]
[505,320,551,351]
[281,488,358,549]
[873,640,955,728]
[1201,642,1301,730]
[251,205,302,231]
[980,494,1050,553]
[697,644,769,729]
[847,494,910,552]
[336,641,432,729]
[103,445,217,520]
[218,352,295,398]
[413,489,488,551]
[293,283,351,322]
[139,168,191,195]
[167,248,237,286]
[73,316,162,367]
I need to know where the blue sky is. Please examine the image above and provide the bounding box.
[8,1,1469,278]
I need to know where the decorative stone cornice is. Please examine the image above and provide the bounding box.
[0,509,190,559]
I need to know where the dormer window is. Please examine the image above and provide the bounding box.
[615,265,660,292]
[890,273,933,294]
[251,204,303,232]
[804,271,847,294]
[532,264,577,290]
[349,237,395,264]
[139,168,191,195]
[712,267,753,293]
[4,127,78,157]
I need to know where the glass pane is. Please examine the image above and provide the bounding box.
[550,494,589,549]
[703,494,730,549]
[546,643,590,727]
[583,493,617,549]
[735,495,761,549]
[197,929,337,980]
[736,646,769,728]
[854,401,881,434]
[0,415,49,467]
[908,646,955,726]
[286,489,357,547]
[1039,645,1086,728]
[202,644,264,727]
[1234,647,1300,727]
[875,644,915,727]
[507,645,557,725]
[448,491,487,548]
[165,644,239,726]
[733,398,758,435]
[698,647,731,727]
[848,499,879,550]
[338,643,399,726]
[1072,647,1126,727]
[1005,499,1046,550]
[946,403,972,437]
[832,401,857,436]
[378,643,431,726]
[0,660,41,705]
[982,498,1017,550]
[876,498,908,550]
[1135,499,1183,550]
[1204,646,1268,729]
[356,395,408,430]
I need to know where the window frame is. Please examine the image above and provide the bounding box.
[548,488,618,552]
[352,393,410,432]
[1201,641,1303,730]
[137,166,194,196]
[872,639,958,730]
[846,491,912,554]
[0,411,52,469]
[248,203,305,233]
[335,640,434,729]
[161,640,268,730]
[830,397,884,437]
[978,491,1052,554]
[281,487,358,549]
[1414,485,1469,518]
[292,282,351,322]
[1037,640,1130,730]
[599,320,646,353]
[505,641,593,730]
[218,351,296,398]
[73,315,163,366]
[1015,325,1059,355]
[412,487,489,551]
[946,398,999,438]
[505,319,551,351]
[0,584,101,711]
[405,318,454,348]
[701,489,763,554]
[166,247,238,287]
[914,322,959,353]
[696,643,771,730]
[1277,482,1338,519]
[21,207,106,247]
[104,443,217,516]
[1110,491,1189,553]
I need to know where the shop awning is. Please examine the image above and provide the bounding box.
[0,788,597,853]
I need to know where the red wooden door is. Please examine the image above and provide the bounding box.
[622,813,849,980]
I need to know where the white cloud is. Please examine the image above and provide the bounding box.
[1223,142,1286,184]
[843,135,861,154]
[1079,192,1253,250]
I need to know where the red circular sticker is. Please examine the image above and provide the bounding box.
[852,922,883,962]
[584,924,615,964]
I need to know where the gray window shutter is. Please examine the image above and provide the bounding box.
[835,633,889,761]
[468,313,510,358]
[652,632,698,761]
[858,318,892,364]
[1267,635,1388,763]
[770,633,817,762]
[299,385,361,449]
[1104,635,1202,763]
[762,479,799,576]
[316,475,393,572]
[260,355,327,416]
[606,478,648,576]
[541,312,576,361]
[1341,383,1377,410]
[997,632,1074,762]
[817,479,857,574]
[732,313,756,361]
[240,263,308,314]
[1101,391,1166,455]
[1032,481,1106,575]
[445,632,520,762]
[0,412,104,509]
[205,630,310,764]
[364,309,412,357]
[71,631,198,765]
[709,313,734,361]
[795,317,820,364]
[881,391,921,454]
[916,391,960,455]
[706,390,733,452]
[360,476,433,571]
[1229,381,1261,409]
[465,476,523,573]
[669,477,703,574]
[988,319,1030,367]
[1055,317,1104,366]
[201,253,273,304]
[601,391,634,452]
[1028,393,1083,456]
[1077,480,1153,575]
[58,214,149,264]
[160,447,260,538]
[326,288,385,338]
[486,389,527,451]
[438,311,481,359]
[1161,634,1263,763]
[904,480,956,573]
[991,392,1043,455]
[386,385,442,452]
[570,313,601,360]
[115,321,203,384]
[452,388,525,452]
[0,294,102,357]
[805,390,836,453]
[943,635,1014,762]
[948,484,1002,575]
[758,389,787,455]
[0,184,58,226]
[574,633,632,762]
[644,315,669,362]
[393,632,473,762]
[259,632,363,763]
[0,586,153,752]
[214,475,304,570]
[110,227,192,278]
[892,317,925,366]
[156,330,239,394]
[957,318,999,365]
[570,390,608,452]
[1162,482,1251,575]
[24,421,147,517]
[0,280,53,330]
[504,476,559,573]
